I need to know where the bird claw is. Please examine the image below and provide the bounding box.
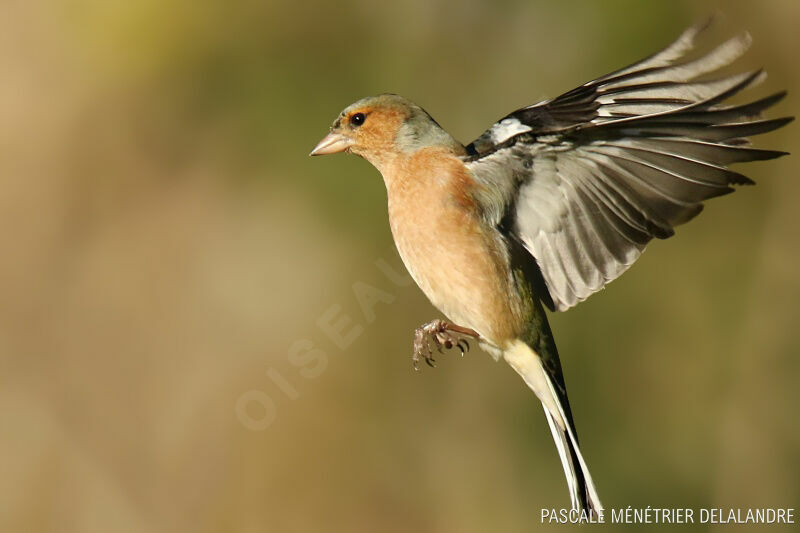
[412,319,478,370]
[456,339,470,355]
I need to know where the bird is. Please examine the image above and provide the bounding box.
[309,20,791,514]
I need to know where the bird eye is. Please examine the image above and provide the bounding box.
[350,112,366,127]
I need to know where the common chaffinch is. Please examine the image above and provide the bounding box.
[310,20,791,513]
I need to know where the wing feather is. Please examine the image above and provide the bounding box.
[600,18,710,79]
[600,141,752,185]
[629,138,787,165]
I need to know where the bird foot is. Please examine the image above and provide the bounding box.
[412,319,480,370]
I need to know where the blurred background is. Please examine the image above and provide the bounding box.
[1,0,798,531]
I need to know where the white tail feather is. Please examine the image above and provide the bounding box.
[544,408,581,509]
[504,340,603,512]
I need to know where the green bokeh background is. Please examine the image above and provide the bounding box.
[1,1,798,531]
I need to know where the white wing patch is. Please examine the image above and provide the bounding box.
[489,118,532,144]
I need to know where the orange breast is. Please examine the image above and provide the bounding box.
[384,147,527,347]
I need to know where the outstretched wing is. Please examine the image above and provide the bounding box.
[465,21,792,312]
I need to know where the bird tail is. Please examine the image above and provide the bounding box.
[503,337,602,514]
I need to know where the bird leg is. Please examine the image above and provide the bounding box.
[412,319,480,370]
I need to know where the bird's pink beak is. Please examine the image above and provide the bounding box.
[309,132,354,156]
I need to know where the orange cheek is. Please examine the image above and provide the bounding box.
[357,109,406,152]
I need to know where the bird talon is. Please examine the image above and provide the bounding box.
[410,319,479,369]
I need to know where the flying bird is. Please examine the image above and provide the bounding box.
[310,21,791,513]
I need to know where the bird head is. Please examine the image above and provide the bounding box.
[310,94,463,171]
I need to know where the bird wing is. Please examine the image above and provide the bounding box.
[464,20,792,312]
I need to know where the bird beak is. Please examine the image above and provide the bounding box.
[309,132,354,156]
